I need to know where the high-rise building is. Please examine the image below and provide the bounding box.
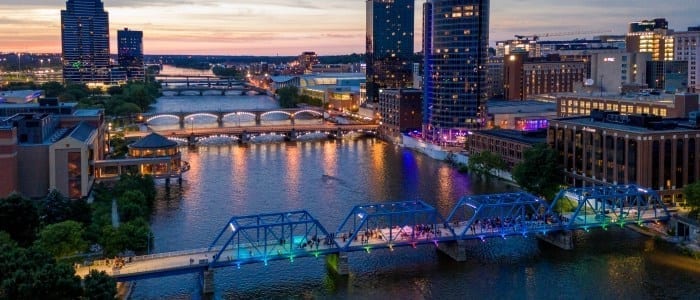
[117,28,145,81]
[674,27,700,92]
[423,0,489,144]
[297,51,319,74]
[61,0,110,85]
[366,0,414,103]
[626,18,674,61]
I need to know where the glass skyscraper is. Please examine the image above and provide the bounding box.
[61,0,110,84]
[423,0,489,144]
[366,0,414,103]
[118,28,145,81]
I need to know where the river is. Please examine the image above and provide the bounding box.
[128,67,700,299]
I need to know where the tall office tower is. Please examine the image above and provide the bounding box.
[423,0,489,144]
[626,18,674,61]
[61,0,110,84]
[366,0,414,103]
[118,28,145,81]
[674,27,700,92]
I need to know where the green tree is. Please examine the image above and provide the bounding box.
[115,174,156,205]
[276,86,299,108]
[107,85,123,96]
[117,190,148,222]
[82,270,117,300]
[467,151,507,178]
[41,81,65,98]
[69,198,93,226]
[0,234,83,299]
[683,180,700,217]
[0,194,40,247]
[512,143,564,200]
[39,189,73,226]
[122,83,156,111]
[100,218,151,256]
[34,220,88,258]
[108,132,129,158]
[113,102,142,116]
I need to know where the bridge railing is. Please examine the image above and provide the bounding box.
[91,185,671,278]
[129,247,218,263]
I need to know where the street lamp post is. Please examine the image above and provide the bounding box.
[189,117,194,134]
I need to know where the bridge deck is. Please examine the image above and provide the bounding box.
[75,208,665,281]
[75,187,668,281]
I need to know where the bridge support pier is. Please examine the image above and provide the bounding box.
[436,240,467,262]
[201,269,215,296]
[255,114,262,126]
[325,252,349,276]
[536,230,574,250]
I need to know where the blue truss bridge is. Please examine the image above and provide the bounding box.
[75,185,670,293]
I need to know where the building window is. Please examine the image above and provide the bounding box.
[689,139,696,184]
[68,152,82,199]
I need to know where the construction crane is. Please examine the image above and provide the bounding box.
[514,30,612,41]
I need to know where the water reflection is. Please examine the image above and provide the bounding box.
[131,92,700,299]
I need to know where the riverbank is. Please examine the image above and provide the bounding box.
[400,134,516,182]
[626,218,700,259]
[117,282,135,300]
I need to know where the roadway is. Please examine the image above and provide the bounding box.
[124,123,379,139]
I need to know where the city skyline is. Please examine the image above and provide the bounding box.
[0,0,698,55]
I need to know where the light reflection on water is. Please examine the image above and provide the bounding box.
[129,94,700,299]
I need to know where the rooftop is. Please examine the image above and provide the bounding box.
[73,109,103,117]
[553,115,700,134]
[129,133,177,149]
[68,121,96,142]
[487,100,557,115]
[556,92,684,104]
[473,129,547,145]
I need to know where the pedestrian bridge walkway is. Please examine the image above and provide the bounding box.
[75,185,670,282]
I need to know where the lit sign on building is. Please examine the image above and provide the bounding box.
[603,57,616,62]
[516,118,549,131]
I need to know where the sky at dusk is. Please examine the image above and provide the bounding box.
[0,0,698,56]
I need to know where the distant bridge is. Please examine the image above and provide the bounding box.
[75,185,670,296]
[140,108,325,128]
[125,123,379,142]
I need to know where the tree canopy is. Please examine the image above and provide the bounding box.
[512,143,564,200]
[0,194,40,247]
[82,270,117,300]
[34,220,88,258]
[466,150,507,178]
[684,180,700,217]
[0,234,83,299]
[276,86,323,108]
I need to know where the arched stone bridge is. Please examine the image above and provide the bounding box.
[140,108,324,128]
[160,84,267,96]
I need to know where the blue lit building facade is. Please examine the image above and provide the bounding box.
[118,28,145,82]
[61,0,111,85]
[423,0,489,144]
[366,0,415,103]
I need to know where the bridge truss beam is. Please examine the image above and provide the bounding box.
[207,210,339,268]
[446,192,548,240]
[336,200,453,251]
[548,185,670,230]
